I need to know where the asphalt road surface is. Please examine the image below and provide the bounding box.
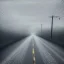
[0,35,64,64]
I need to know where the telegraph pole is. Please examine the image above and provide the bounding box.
[51,16,53,39]
[49,15,60,40]
[41,24,42,35]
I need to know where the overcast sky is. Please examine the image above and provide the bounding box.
[0,0,64,34]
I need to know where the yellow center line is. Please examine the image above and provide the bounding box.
[32,43,36,64]
[32,48,35,54]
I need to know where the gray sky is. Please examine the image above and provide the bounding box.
[0,0,64,34]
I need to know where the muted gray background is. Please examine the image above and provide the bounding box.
[0,0,64,34]
[0,1,64,63]
[0,0,64,49]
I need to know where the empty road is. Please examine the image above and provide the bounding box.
[0,35,64,64]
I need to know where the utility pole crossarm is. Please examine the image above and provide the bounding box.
[49,16,60,18]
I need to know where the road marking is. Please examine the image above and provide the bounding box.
[32,43,36,64]
[32,48,35,54]
[33,57,36,61]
